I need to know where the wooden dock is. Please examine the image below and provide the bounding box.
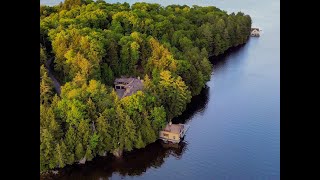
[180,124,190,138]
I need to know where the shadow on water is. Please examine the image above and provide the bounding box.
[43,141,187,180]
[172,86,209,124]
[172,41,248,125]
[209,41,248,67]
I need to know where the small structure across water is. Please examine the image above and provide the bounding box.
[251,27,261,37]
[159,122,190,143]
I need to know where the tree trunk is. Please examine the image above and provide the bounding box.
[101,151,107,156]
[92,121,96,132]
[113,148,123,158]
[79,157,86,164]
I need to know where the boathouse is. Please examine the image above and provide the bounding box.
[159,122,190,143]
[114,76,143,98]
[251,28,260,37]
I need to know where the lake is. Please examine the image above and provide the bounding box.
[40,0,280,179]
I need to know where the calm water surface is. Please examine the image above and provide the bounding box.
[40,0,280,179]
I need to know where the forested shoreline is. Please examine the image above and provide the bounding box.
[40,0,251,173]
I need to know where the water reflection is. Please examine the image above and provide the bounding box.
[47,141,187,180]
[172,42,248,125]
[210,42,248,67]
[172,86,209,124]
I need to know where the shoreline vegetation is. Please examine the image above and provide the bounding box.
[40,0,251,173]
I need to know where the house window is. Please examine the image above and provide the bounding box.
[173,136,175,139]
[163,133,169,137]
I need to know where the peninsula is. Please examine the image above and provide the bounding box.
[40,0,252,173]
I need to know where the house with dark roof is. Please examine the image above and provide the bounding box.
[114,76,144,98]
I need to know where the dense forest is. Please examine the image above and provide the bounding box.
[40,0,251,172]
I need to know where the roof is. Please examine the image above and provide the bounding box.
[123,78,143,97]
[114,77,144,98]
[251,28,260,31]
[114,77,135,84]
[115,89,125,98]
[163,124,184,134]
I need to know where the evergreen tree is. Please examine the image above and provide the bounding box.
[140,112,157,144]
[75,143,84,161]
[150,106,167,131]
[123,114,136,151]
[40,47,47,65]
[54,141,67,168]
[135,132,145,149]
[96,111,112,155]
[64,126,77,164]
[40,68,54,105]
[158,71,191,120]
[86,98,98,123]
[78,119,91,147]
[85,146,94,161]
[40,129,56,170]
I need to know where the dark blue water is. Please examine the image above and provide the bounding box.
[40,0,280,179]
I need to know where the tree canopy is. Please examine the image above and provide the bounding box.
[40,0,251,172]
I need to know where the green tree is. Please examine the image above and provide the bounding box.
[101,63,114,85]
[40,47,47,65]
[96,111,112,155]
[85,145,94,161]
[77,119,91,147]
[135,132,145,149]
[86,98,98,122]
[123,113,136,151]
[140,112,157,144]
[62,0,83,10]
[54,141,67,168]
[150,106,166,131]
[75,143,84,161]
[64,126,77,164]
[146,38,177,74]
[158,71,191,120]
[40,129,56,170]
[113,105,137,152]
[40,66,54,105]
